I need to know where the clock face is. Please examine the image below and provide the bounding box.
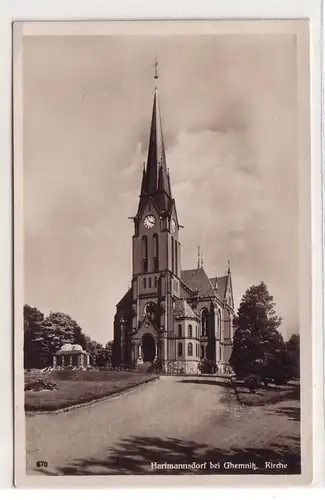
[171,218,176,232]
[144,214,156,228]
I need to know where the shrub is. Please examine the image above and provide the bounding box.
[244,374,261,393]
[24,378,58,392]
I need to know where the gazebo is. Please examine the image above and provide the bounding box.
[53,343,90,369]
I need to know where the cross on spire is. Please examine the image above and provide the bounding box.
[154,58,159,80]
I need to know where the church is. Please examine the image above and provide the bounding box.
[113,67,235,374]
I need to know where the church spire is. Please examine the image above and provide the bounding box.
[135,61,175,219]
[145,61,170,198]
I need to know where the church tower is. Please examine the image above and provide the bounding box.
[113,63,235,374]
[130,63,181,367]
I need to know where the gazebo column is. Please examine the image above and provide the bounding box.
[53,355,57,368]
[69,355,73,366]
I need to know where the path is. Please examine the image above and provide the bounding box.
[26,377,300,475]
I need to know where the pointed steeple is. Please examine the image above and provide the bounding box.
[135,61,174,219]
[146,86,170,197]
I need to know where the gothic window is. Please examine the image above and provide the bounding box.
[178,324,182,337]
[141,235,148,272]
[143,278,147,289]
[188,342,193,356]
[171,236,175,274]
[178,342,183,357]
[154,276,158,288]
[201,308,209,336]
[148,277,152,288]
[175,239,178,276]
[188,325,193,338]
[153,233,159,271]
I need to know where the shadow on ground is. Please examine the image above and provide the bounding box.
[38,435,300,476]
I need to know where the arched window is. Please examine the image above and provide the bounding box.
[188,324,193,338]
[143,278,147,289]
[148,277,152,288]
[141,235,148,272]
[201,308,209,336]
[188,342,193,356]
[196,325,199,338]
[175,239,178,276]
[218,311,222,339]
[178,324,182,338]
[154,276,158,288]
[153,233,159,271]
[171,236,174,274]
[178,342,183,357]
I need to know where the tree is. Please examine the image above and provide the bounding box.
[285,334,300,379]
[84,335,103,365]
[39,311,86,363]
[24,305,44,368]
[24,308,87,368]
[229,282,284,382]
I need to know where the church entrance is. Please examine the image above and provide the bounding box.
[141,334,156,362]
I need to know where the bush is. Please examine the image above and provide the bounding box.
[24,378,58,392]
[244,374,261,393]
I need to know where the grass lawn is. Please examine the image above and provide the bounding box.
[25,370,158,412]
[222,378,300,407]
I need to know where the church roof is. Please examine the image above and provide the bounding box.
[181,268,216,297]
[116,287,133,309]
[216,276,228,300]
[181,267,231,303]
[174,299,199,320]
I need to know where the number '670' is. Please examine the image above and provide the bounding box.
[36,461,48,468]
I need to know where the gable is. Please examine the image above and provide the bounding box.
[137,316,159,337]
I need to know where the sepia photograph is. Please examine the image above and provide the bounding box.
[13,20,312,486]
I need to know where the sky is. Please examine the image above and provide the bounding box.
[23,32,300,343]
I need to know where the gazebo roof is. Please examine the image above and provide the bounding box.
[56,343,87,355]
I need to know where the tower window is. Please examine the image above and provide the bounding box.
[171,236,174,274]
[154,276,158,288]
[178,324,182,338]
[143,278,147,289]
[175,239,178,276]
[141,235,148,273]
[153,233,159,271]
[201,345,205,358]
[188,342,193,357]
[188,325,193,338]
[148,277,152,288]
[201,308,209,336]
[178,342,183,357]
